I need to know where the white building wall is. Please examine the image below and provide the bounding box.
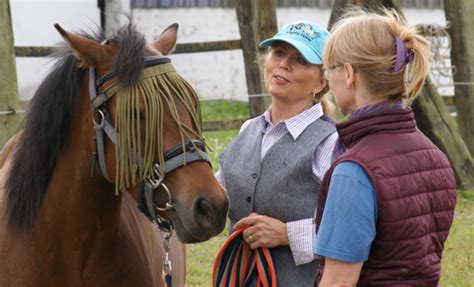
[10,1,451,101]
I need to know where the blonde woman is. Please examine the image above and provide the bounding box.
[313,9,456,286]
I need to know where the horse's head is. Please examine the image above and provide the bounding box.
[55,23,228,243]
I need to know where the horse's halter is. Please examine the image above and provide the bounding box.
[88,53,212,232]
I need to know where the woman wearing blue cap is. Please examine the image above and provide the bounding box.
[216,21,337,286]
[313,8,456,286]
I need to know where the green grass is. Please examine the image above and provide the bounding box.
[187,129,474,286]
[200,99,249,122]
[186,234,227,287]
[440,191,474,286]
[203,129,239,173]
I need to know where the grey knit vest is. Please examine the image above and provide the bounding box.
[219,116,335,286]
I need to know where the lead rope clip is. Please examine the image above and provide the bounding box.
[163,231,173,287]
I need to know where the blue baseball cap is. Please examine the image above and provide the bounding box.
[259,20,329,65]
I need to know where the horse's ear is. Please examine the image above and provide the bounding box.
[54,23,109,68]
[151,23,178,56]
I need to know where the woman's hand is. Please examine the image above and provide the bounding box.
[234,213,289,249]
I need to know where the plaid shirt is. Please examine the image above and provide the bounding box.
[217,103,338,265]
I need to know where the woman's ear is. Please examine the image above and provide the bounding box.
[312,77,327,95]
[344,63,356,88]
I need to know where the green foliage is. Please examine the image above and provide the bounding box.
[440,191,474,286]
[203,129,239,173]
[200,99,249,121]
[200,99,246,172]
[185,234,227,287]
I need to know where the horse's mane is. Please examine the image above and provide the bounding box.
[5,23,147,232]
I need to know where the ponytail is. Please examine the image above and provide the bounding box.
[323,8,431,103]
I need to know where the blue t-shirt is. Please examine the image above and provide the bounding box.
[313,161,377,263]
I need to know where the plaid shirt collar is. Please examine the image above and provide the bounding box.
[260,103,324,140]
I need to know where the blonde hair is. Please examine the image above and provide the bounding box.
[323,8,431,103]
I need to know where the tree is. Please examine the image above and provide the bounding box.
[0,0,23,147]
[444,0,474,154]
[235,0,277,118]
[412,81,474,189]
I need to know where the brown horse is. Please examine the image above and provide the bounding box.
[0,22,228,286]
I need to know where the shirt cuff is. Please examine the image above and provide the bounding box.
[286,218,316,266]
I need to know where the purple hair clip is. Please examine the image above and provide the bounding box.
[392,37,414,72]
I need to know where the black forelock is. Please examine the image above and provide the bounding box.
[111,23,147,87]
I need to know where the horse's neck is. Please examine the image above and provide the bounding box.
[36,159,170,285]
[35,149,120,245]
[13,92,121,249]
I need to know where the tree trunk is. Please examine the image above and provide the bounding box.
[328,0,473,188]
[328,0,351,30]
[328,0,402,29]
[0,0,23,147]
[444,0,474,154]
[236,0,277,117]
[412,82,474,189]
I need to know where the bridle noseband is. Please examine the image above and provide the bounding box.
[88,55,212,232]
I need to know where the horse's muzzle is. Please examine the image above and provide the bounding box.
[172,192,229,243]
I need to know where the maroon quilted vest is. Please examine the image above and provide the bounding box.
[315,107,456,286]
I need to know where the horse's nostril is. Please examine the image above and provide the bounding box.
[194,197,214,224]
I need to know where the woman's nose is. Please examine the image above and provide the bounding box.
[279,57,291,70]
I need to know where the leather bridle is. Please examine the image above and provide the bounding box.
[88,54,212,232]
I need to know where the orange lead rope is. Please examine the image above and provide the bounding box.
[213,228,277,287]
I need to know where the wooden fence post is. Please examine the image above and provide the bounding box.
[444,0,474,154]
[0,0,23,147]
[236,0,277,118]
